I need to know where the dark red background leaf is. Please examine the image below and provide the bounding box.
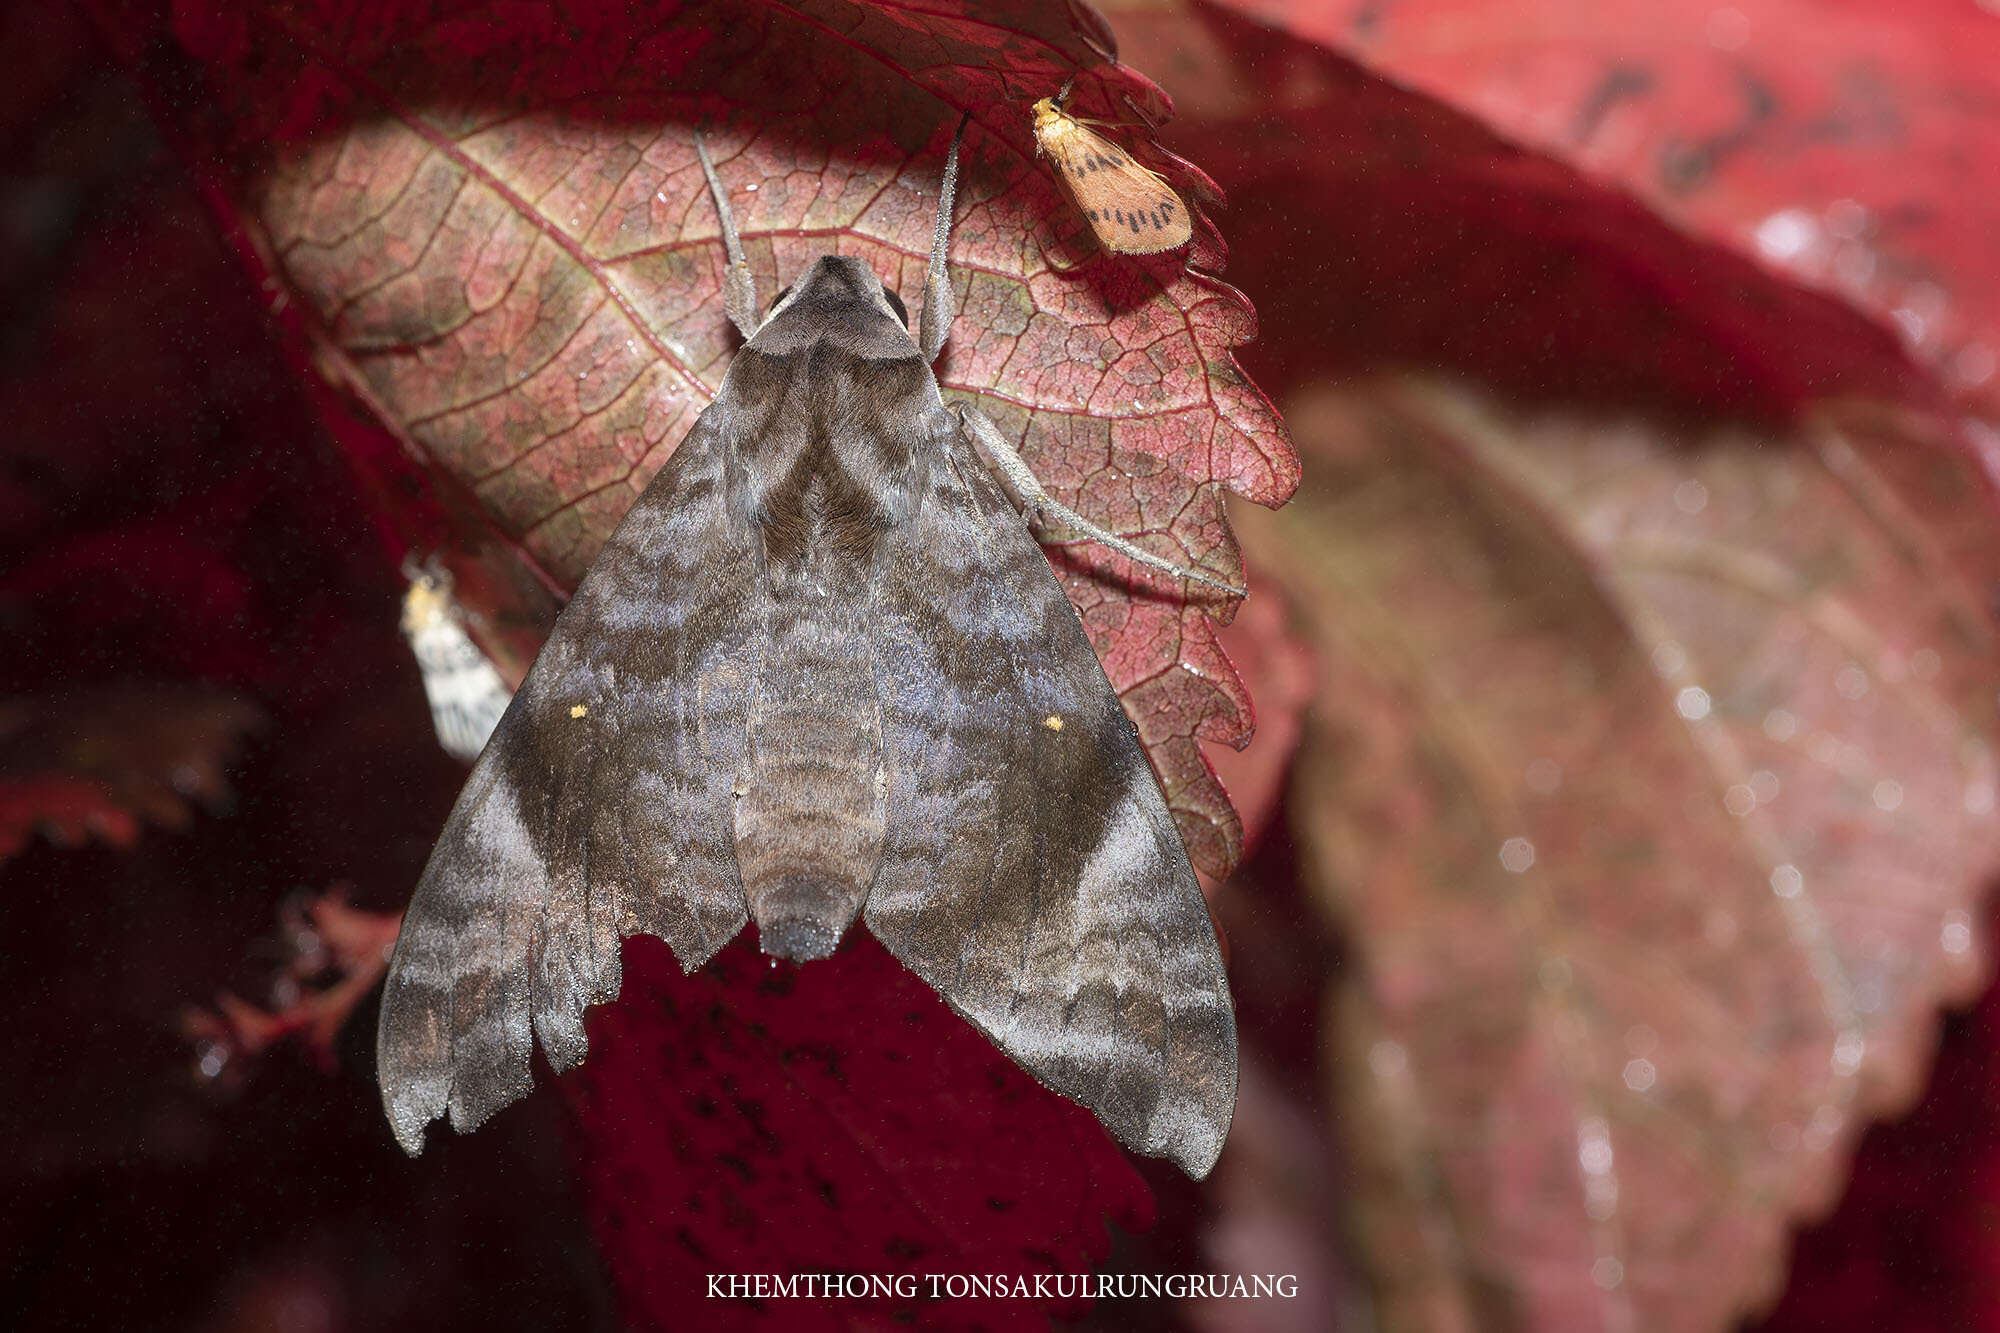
[4,9,605,1326]
[1105,3,2000,1329]
[0,685,262,863]
[1214,0,2000,413]
[573,936,1153,1331]
[1248,384,2000,1331]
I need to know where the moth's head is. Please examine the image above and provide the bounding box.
[750,255,915,358]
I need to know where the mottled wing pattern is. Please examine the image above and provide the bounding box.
[863,413,1237,1178]
[401,578,514,762]
[377,410,759,1154]
[1040,117,1192,255]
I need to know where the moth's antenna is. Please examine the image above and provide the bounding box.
[693,129,761,341]
[918,113,971,363]
[1054,75,1077,112]
[957,403,1247,597]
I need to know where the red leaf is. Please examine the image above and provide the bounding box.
[1095,8,2000,1327]
[1109,1,1931,423]
[1752,902,2000,1332]
[1250,385,2000,1332]
[0,774,137,861]
[1213,0,2000,411]
[103,0,1298,876]
[1206,571,1315,861]
[572,935,1153,1331]
[0,685,263,865]
[183,890,405,1083]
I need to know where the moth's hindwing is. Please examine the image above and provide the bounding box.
[863,409,1237,1179]
[376,409,756,1153]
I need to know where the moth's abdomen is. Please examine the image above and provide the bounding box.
[734,473,891,961]
[735,612,885,957]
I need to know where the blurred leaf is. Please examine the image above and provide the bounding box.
[0,773,137,861]
[1184,1055,1350,1333]
[0,11,608,1326]
[1241,380,2000,1332]
[1107,0,1930,423]
[1752,903,2000,1331]
[1210,0,2000,410]
[182,889,404,1084]
[0,685,262,864]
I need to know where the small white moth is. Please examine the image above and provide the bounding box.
[400,563,514,762]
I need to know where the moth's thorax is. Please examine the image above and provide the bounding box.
[1031,98,1065,139]
[725,340,937,567]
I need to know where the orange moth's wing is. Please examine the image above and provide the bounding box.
[1032,105,1192,255]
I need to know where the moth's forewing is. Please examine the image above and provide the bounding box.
[378,255,1236,1178]
[864,400,1236,1178]
[377,406,757,1153]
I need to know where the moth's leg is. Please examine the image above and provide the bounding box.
[957,403,1246,597]
[918,113,971,363]
[693,130,760,341]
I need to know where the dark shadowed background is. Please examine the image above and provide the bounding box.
[8,2,2000,1331]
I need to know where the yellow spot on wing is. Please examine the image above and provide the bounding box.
[1043,715,1064,731]
[570,704,588,718]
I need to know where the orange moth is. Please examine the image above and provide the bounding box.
[1030,79,1192,255]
